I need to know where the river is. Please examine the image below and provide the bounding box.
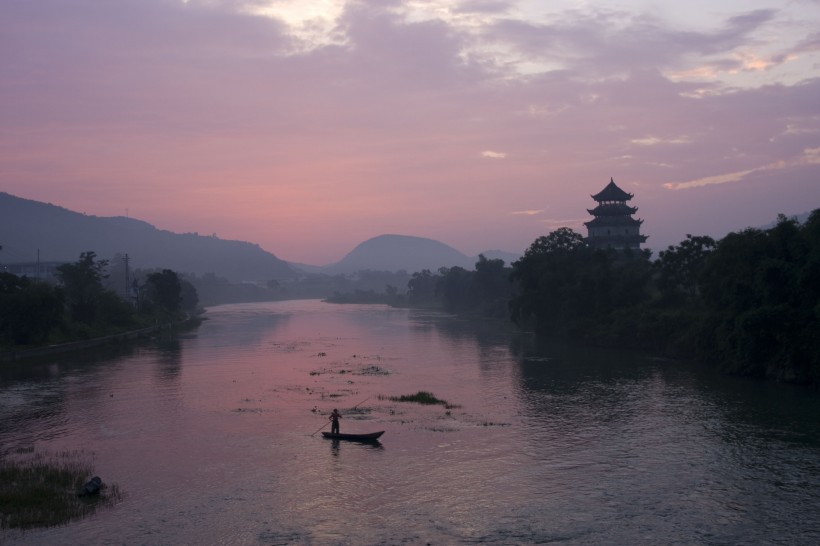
[1,300,819,545]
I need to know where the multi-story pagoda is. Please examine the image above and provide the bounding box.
[584,178,647,250]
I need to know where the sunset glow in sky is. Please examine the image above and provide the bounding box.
[2,0,819,264]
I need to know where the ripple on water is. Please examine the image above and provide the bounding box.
[2,301,820,545]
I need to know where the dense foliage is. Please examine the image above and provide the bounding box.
[5,211,817,387]
[509,228,653,340]
[509,211,820,386]
[403,255,513,317]
[1,252,199,350]
[0,272,63,345]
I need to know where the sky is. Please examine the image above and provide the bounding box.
[2,0,819,265]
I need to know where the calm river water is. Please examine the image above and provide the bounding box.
[2,300,820,545]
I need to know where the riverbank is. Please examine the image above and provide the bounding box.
[3,299,818,545]
[0,315,203,363]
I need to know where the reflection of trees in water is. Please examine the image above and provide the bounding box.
[0,343,141,450]
[510,337,679,431]
[408,309,515,348]
[199,308,293,349]
[0,386,64,451]
[407,310,521,379]
[512,336,820,449]
[685,370,820,449]
[153,334,182,382]
[0,343,139,384]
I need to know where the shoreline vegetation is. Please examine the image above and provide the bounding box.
[1,251,203,362]
[0,315,203,363]
[329,211,820,389]
[0,212,816,531]
[3,211,819,389]
[0,449,121,530]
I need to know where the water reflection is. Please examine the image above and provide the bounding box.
[510,336,820,545]
[327,438,384,456]
[1,300,819,546]
[153,333,182,382]
[194,302,293,349]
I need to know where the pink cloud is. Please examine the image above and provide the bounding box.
[1,1,818,264]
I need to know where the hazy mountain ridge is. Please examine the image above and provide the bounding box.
[1,193,523,282]
[321,234,471,274]
[4,192,807,287]
[319,234,522,274]
[0,192,296,282]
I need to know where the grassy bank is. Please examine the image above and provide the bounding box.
[0,448,121,530]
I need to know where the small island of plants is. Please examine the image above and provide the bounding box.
[0,448,121,530]
[381,391,461,409]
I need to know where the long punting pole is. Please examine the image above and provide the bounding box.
[310,395,371,436]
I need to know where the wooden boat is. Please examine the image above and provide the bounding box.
[321,431,384,442]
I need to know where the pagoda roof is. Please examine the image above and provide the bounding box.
[584,216,643,228]
[587,203,638,216]
[591,178,633,202]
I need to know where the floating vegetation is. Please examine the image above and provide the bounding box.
[310,368,351,376]
[426,426,458,433]
[310,364,389,377]
[359,365,389,376]
[0,449,121,530]
[380,391,461,409]
[270,341,311,354]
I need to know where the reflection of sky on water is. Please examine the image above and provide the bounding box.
[1,300,819,545]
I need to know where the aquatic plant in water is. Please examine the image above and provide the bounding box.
[381,391,460,408]
[0,449,121,530]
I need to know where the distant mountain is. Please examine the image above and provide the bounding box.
[0,192,296,282]
[322,234,476,274]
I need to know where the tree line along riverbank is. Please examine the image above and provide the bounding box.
[331,211,820,388]
[0,251,200,359]
[4,211,819,388]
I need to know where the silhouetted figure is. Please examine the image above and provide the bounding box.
[329,408,342,434]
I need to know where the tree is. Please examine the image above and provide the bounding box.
[436,266,472,312]
[407,269,439,305]
[0,273,63,345]
[510,227,652,340]
[509,228,589,333]
[56,251,109,324]
[695,213,820,383]
[145,269,182,315]
[473,255,509,303]
[655,234,716,304]
[179,278,200,313]
[520,227,586,259]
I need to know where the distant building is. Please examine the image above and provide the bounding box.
[584,178,647,250]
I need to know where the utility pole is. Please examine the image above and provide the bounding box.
[124,253,130,302]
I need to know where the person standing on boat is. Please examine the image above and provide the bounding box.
[329,408,342,434]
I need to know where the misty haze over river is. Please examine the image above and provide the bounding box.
[2,300,820,545]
